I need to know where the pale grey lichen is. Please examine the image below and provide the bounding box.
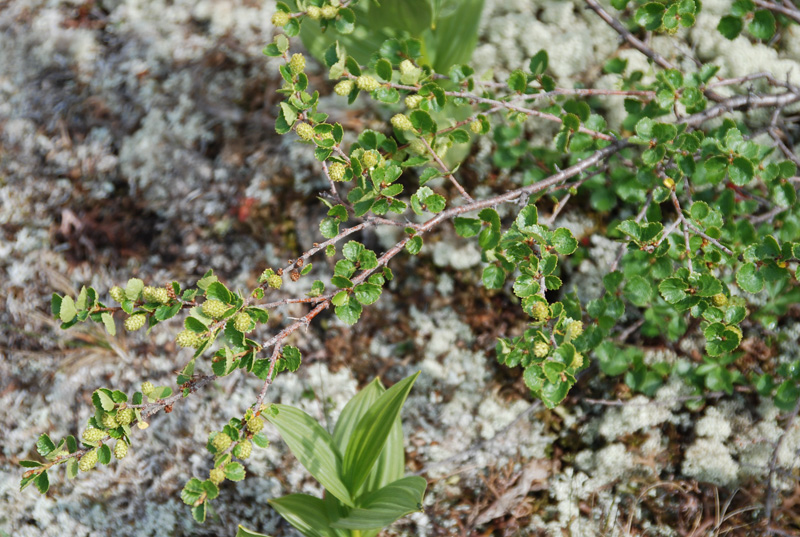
[682,438,739,486]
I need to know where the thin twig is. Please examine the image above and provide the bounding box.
[655,218,682,247]
[671,191,695,272]
[682,91,800,128]
[418,135,474,202]
[584,391,725,407]
[583,0,675,70]
[540,167,606,226]
[769,128,800,168]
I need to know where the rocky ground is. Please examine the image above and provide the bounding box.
[2,1,800,536]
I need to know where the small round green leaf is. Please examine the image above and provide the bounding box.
[736,262,764,293]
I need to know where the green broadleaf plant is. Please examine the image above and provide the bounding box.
[261,372,425,536]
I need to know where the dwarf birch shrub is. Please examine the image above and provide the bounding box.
[20,0,800,530]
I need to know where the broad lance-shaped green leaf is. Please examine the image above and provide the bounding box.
[342,372,419,495]
[265,405,354,507]
[235,525,272,537]
[330,379,405,505]
[269,494,333,537]
[331,476,427,530]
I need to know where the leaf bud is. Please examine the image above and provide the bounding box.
[329,162,347,182]
[141,381,155,396]
[209,466,225,485]
[79,449,98,472]
[565,320,584,340]
[663,177,675,189]
[321,5,338,18]
[533,340,550,358]
[233,312,252,333]
[176,329,202,348]
[356,75,381,92]
[202,299,228,319]
[143,286,169,304]
[82,427,105,444]
[531,301,550,322]
[399,60,416,76]
[212,433,233,452]
[124,314,146,331]
[109,286,126,303]
[334,79,354,96]
[405,94,423,109]
[271,11,290,27]
[234,440,252,460]
[391,114,414,132]
[408,138,426,155]
[295,122,315,141]
[116,408,135,426]
[114,440,128,460]
[289,53,306,74]
[267,274,283,289]
[306,5,321,19]
[361,150,380,169]
[102,413,119,429]
[247,416,264,433]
